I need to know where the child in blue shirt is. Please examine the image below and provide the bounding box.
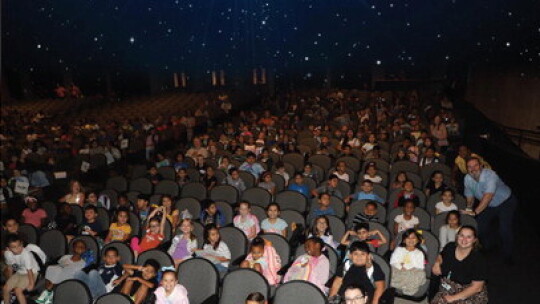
[345,180,384,204]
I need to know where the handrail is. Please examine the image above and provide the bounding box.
[497,124,540,147]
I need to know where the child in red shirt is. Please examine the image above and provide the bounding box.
[130,206,166,258]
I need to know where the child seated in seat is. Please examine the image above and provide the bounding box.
[283,237,330,294]
[362,163,383,184]
[393,180,420,208]
[54,203,78,242]
[392,200,419,249]
[308,193,336,224]
[176,168,190,188]
[105,208,132,244]
[434,189,458,215]
[168,218,198,268]
[390,229,427,296]
[274,161,290,186]
[36,240,88,304]
[240,237,282,285]
[351,201,380,224]
[345,180,385,205]
[328,241,386,304]
[234,201,260,241]
[200,199,225,227]
[2,218,24,243]
[130,207,166,258]
[424,170,448,197]
[390,171,408,191]
[438,210,461,251]
[74,247,124,299]
[223,168,247,194]
[195,223,231,273]
[259,171,277,195]
[78,205,104,244]
[3,234,46,304]
[260,203,288,238]
[308,215,338,249]
[21,197,47,229]
[154,270,189,304]
[114,259,160,304]
[340,223,387,251]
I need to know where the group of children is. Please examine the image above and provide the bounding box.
[3,165,467,304]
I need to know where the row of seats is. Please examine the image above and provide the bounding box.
[28,220,447,304]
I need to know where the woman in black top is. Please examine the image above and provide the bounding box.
[431,225,488,304]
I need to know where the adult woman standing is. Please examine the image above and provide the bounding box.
[59,180,85,207]
[431,226,488,304]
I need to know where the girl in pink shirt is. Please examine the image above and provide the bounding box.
[284,237,330,294]
[154,270,189,304]
[233,201,260,241]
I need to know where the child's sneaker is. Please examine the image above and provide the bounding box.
[35,290,52,304]
[44,291,54,304]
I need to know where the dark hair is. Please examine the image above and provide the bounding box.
[250,237,265,251]
[441,188,454,197]
[57,202,71,213]
[365,201,378,209]
[430,170,443,179]
[245,292,265,303]
[103,247,119,256]
[403,180,414,187]
[394,171,408,182]
[349,241,370,253]
[161,194,174,204]
[328,174,338,180]
[354,223,370,232]
[402,199,417,209]
[3,217,19,226]
[361,179,374,186]
[84,205,98,213]
[266,202,281,212]
[364,164,377,173]
[446,210,461,226]
[275,161,285,168]
[72,239,87,250]
[137,193,150,201]
[5,233,23,246]
[228,167,239,175]
[115,207,130,223]
[143,258,160,273]
[343,284,366,297]
[399,229,426,258]
[246,152,256,158]
[201,199,216,210]
[203,223,221,250]
[319,192,331,200]
[310,215,332,237]
[306,236,325,250]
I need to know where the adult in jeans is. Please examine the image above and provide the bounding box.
[462,157,517,263]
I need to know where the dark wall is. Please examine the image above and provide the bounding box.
[466,65,540,131]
